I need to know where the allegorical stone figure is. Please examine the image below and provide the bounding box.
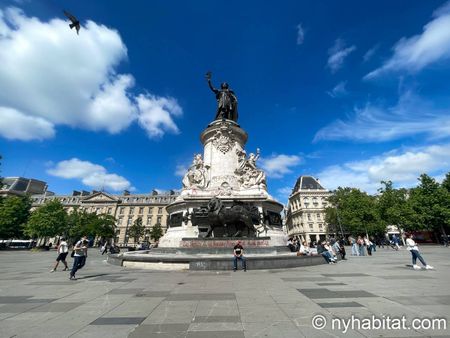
[206,71,238,122]
[235,148,267,189]
[182,154,209,189]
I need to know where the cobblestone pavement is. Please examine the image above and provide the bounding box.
[0,246,449,337]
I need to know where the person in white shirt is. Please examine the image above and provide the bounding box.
[406,233,434,270]
[50,237,69,272]
[298,241,310,255]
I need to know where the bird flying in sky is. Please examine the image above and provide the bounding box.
[63,10,80,35]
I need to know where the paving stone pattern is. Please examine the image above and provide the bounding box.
[0,246,449,337]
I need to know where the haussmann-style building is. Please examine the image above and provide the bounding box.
[31,189,179,246]
[285,175,332,244]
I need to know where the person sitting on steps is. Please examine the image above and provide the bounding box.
[233,240,247,271]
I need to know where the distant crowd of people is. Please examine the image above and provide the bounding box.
[287,233,435,270]
[287,237,346,264]
[348,235,380,256]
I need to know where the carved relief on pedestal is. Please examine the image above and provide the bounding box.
[213,181,234,196]
[235,148,267,190]
[182,154,210,190]
[211,123,236,154]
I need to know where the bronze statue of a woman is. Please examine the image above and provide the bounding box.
[206,72,238,122]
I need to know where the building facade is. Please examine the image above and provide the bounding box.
[31,190,179,246]
[285,176,331,244]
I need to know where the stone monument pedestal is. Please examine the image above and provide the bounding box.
[158,119,286,248]
[106,78,327,270]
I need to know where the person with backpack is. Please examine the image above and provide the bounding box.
[69,236,88,280]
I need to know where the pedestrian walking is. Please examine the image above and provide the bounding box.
[364,237,372,256]
[441,234,449,247]
[392,234,400,250]
[349,236,359,256]
[50,237,69,272]
[69,236,89,280]
[406,233,434,270]
[357,236,365,256]
[101,242,108,255]
[370,236,377,252]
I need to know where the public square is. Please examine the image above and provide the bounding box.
[0,246,449,338]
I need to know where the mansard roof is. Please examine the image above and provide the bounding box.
[292,175,325,194]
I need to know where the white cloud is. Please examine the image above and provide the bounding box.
[327,39,356,73]
[136,94,182,138]
[363,44,379,62]
[0,106,55,140]
[327,81,348,98]
[366,2,450,78]
[259,154,302,178]
[47,158,133,191]
[277,186,293,197]
[315,144,450,193]
[314,91,450,143]
[104,157,116,164]
[0,8,181,141]
[175,164,188,177]
[296,23,305,45]
[86,75,137,133]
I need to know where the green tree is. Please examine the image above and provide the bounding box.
[441,172,450,193]
[0,155,3,205]
[127,217,145,244]
[377,181,414,233]
[407,174,449,236]
[25,199,67,241]
[149,223,164,242]
[326,187,382,236]
[66,208,90,243]
[324,206,339,235]
[441,172,450,236]
[0,154,3,187]
[90,214,116,241]
[66,209,116,244]
[0,196,31,239]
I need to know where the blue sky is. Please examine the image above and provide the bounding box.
[1,0,450,203]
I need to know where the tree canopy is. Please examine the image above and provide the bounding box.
[66,209,116,244]
[25,199,66,240]
[0,196,31,239]
[127,217,145,244]
[149,223,164,242]
[405,174,449,234]
[324,172,450,238]
[325,187,382,236]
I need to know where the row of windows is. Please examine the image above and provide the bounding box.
[289,223,325,232]
[32,196,177,205]
[118,215,163,225]
[290,199,329,211]
[118,206,164,215]
[32,197,81,204]
[121,196,174,203]
[291,212,323,224]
